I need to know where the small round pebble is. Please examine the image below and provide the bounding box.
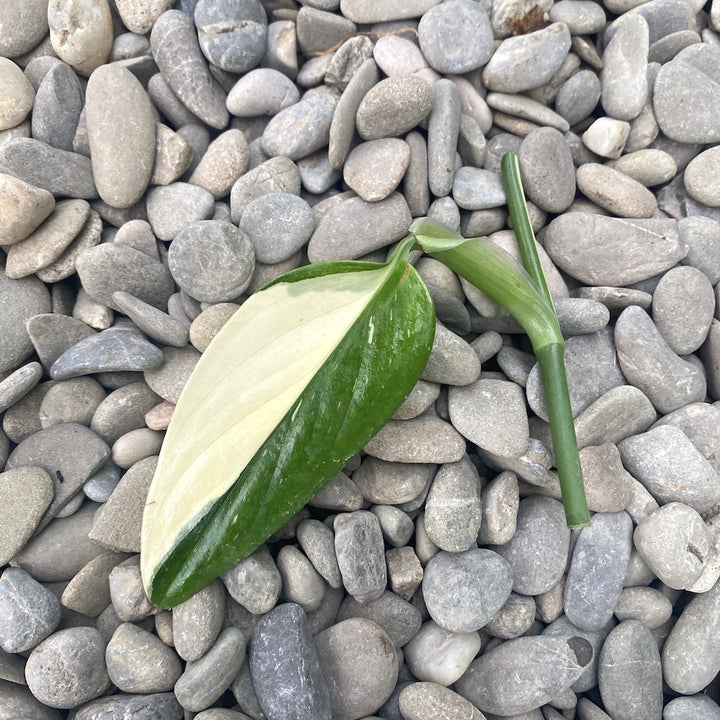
[343,139,411,202]
[226,68,300,117]
[0,59,35,129]
[26,627,111,709]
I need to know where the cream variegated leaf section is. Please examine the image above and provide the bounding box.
[141,264,391,582]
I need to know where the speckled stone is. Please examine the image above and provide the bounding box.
[226,68,300,117]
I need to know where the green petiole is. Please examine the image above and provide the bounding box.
[409,152,590,529]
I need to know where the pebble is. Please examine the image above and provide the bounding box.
[188,129,249,199]
[684,145,720,206]
[493,495,570,595]
[399,682,486,720]
[614,586,673,628]
[556,69,602,126]
[564,511,633,631]
[665,695,720,720]
[455,635,592,715]
[171,578,225,661]
[352,457,432,505]
[422,322,480,386]
[478,471,519,546]
[277,544,326,612]
[105,622,182,693]
[5,198,90,280]
[222,545,282,615]
[577,163,658,217]
[0,567,61,653]
[356,75,434,141]
[146,182,215,241]
[598,620,663,720]
[615,305,706,414]
[1,137,98,199]
[75,242,175,311]
[482,23,572,93]
[89,456,156,553]
[296,6,355,55]
[149,11,229,130]
[86,64,155,209]
[334,511,387,603]
[90,381,161,445]
[607,148,678,186]
[544,213,684,285]
[634,502,709,590]
[364,416,466,464]
[0,60,34,131]
[422,548,513,632]
[308,192,412,261]
[484,591,536,639]
[32,62,83,152]
[404,620,481,685]
[601,15,650,120]
[297,519,342,589]
[239,192,314,264]
[372,505,414,547]
[74,693,182,720]
[195,0,266,73]
[47,0,113,76]
[108,559,155,622]
[418,0,494,74]
[227,68,300,117]
[0,173,55,246]
[581,116,631,158]
[175,627,246,712]
[343,138,411,202]
[314,617,398,719]
[654,43,720,143]
[423,456,482,552]
[229,156,301,220]
[168,220,254,302]
[25,627,111,709]
[0,360,42,414]
[619,425,719,512]
[112,291,188,348]
[61,549,128,616]
[0,0,49,58]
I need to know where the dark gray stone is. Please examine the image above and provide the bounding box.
[296,6,355,55]
[31,61,83,151]
[150,10,229,129]
[195,0,267,73]
[598,620,663,720]
[250,603,331,720]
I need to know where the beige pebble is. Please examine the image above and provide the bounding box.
[0,173,55,245]
[145,400,175,431]
[48,0,114,77]
[151,123,193,186]
[112,427,165,468]
[189,129,250,199]
[189,303,240,352]
[0,57,35,130]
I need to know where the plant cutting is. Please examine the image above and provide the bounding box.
[141,151,589,608]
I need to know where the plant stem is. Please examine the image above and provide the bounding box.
[500,151,590,528]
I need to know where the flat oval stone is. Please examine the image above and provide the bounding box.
[146,182,215,241]
[32,61,83,152]
[0,173,55,246]
[544,213,684,285]
[556,69,602,126]
[614,586,673,628]
[452,167,506,210]
[86,64,156,209]
[576,163,658,217]
[0,567,61,653]
[48,0,113,76]
[424,455,482,552]
[478,471,519,545]
[334,511,386,603]
[227,68,300,117]
[343,138,411,202]
[229,156,301,220]
[418,0,493,74]
[356,75,434,141]
[297,519,342,589]
[518,127,575,212]
[664,695,720,720]
[449,378,529,458]
[598,620,663,720]
[26,627,111,709]
[195,0,266,73]
[663,577,720,694]
[550,0,606,33]
[250,603,329,720]
[144,345,200,403]
[106,623,182,693]
[0,0,49,58]
[619,425,720,512]
[315,617,398,720]
[187,129,249,199]
[422,322,480,386]
[50,328,164,379]
[150,9,229,129]
[564,511,633,631]
[601,14,649,120]
[5,198,90,280]
[1,137,97,199]
[684,145,720,207]
[352,456,432,505]
[399,682,486,720]
[493,495,570,595]
[168,220,255,302]
[634,502,709,589]
[654,43,720,143]
[221,545,281,615]
[482,22,572,93]
[262,91,338,160]
[615,305,706,414]
[455,635,592,715]
[277,545,326,613]
[172,579,224,662]
[239,192,315,264]
[113,0,174,34]
[308,192,412,262]
[422,548,513,632]
[404,620,481,685]
[175,627,247,712]
[72,693,182,720]
[607,148,677,186]
[340,0,441,23]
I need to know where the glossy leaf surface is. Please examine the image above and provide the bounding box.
[141,238,435,606]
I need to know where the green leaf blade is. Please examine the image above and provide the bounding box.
[141,249,434,606]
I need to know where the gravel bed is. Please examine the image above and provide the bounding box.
[1,0,720,717]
